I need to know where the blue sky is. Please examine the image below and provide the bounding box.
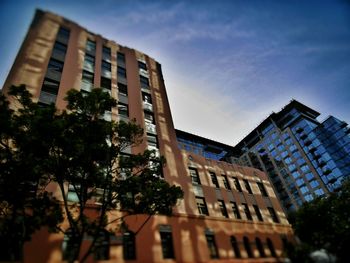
[1,0,350,145]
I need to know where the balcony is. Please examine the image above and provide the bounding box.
[38,91,57,105]
[145,123,157,135]
[143,102,153,112]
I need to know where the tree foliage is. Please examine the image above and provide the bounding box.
[287,180,350,263]
[0,85,183,262]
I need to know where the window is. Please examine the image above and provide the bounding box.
[57,27,70,40]
[144,112,155,124]
[101,77,111,90]
[267,207,279,223]
[205,233,219,259]
[256,237,265,257]
[230,236,241,258]
[231,202,241,219]
[118,102,129,117]
[222,175,231,190]
[210,172,219,188]
[243,179,253,194]
[159,228,175,259]
[86,39,96,53]
[267,238,276,257]
[117,52,125,63]
[41,78,60,94]
[118,83,128,96]
[242,203,252,220]
[142,92,152,104]
[117,66,127,78]
[189,168,201,185]
[253,205,263,221]
[147,134,158,148]
[82,70,94,84]
[53,41,67,53]
[243,236,253,258]
[102,61,111,72]
[94,231,110,260]
[218,200,228,218]
[47,58,64,72]
[196,196,209,215]
[138,61,147,70]
[233,177,242,192]
[102,46,111,60]
[62,229,79,261]
[257,182,268,197]
[83,54,95,71]
[140,75,149,88]
[123,231,136,260]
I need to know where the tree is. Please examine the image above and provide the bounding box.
[287,180,350,263]
[0,85,183,262]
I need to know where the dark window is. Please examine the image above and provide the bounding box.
[233,177,242,192]
[101,77,111,90]
[196,196,209,216]
[47,58,64,72]
[222,175,231,190]
[242,203,252,220]
[94,231,110,260]
[253,205,263,221]
[117,52,125,62]
[84,54,95,70]
[160,231,175,259]
[102,46,111,60]
[231,202,241,219]
[144,112,155,124]
[189,168,201,185]
[147,134,158,148]
[138,61,147,70]
[82,70,94,84]
[62,229,79,261]
[53,41,67,53]
[140,75,149,88]
[255,238,265,257]
[218,200,228,218]
[257,182,268,197]
[118,66,127,78]
[205,234,219,259]
[57,27,70,40]
[142,92,152,104]
[123,231,136,260]
[102,61,111,72]
[210,172,219,188]
[267,238,277,257]
[86,40,96,53]
[118,83,128,96]
[243,236,253,258]
[268,207,279,223]
[230,236,241,258]
[243,179,253,194]
[118,102,129,117]
[41,78,60,94]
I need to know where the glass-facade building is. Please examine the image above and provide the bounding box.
[233,100,350,212]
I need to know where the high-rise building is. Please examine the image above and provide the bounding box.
[2,10,294,262]
[233,100,350,212]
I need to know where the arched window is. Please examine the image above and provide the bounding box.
[62,229,79,261]
[255,237,266,257]
[243,236,253,258]
[267,238,277,257]
[230,236,241,258]
[123,231,136,260]
[94,230,110,260]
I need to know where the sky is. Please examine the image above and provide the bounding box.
[1,0,350,145]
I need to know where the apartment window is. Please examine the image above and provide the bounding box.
[267,207,279,223]
[101,77,111,90]
[102,61,111,72]
[230,236,241,258]
[233,177,242,192]
[118,83,128,96]
[210,172,219,188]
[138,61,147,70]
[117,52,126,63]
[47,58,64,72]
[140,75,149,88]
[218,200,229,218]
[123,231,136,260]
[189,168,201,185]
[144,112,155,124]
[117,66,127,78]
[243,237,253,258]
[82,70,94,84]
[118,102,129,117]
[57,27,70,40]
[147,134,158,148]
[41,78,60,94]
[231,202,241,219]
[86,39,96,53]
[94,231,110,260]
[159,228,175,259]
[196,196,209,216]
[253,205,263,221]
[243,179,253,194]
[257,182,268,197]
[102,46,111,60]
[142,92,152,104]
[242,203,252,220]
[255,238,266,257]
[222,175,231,190]
[205,233,219,259]
[83,54,95,71]
[53,41,67,53]
[62,229,79,261]
[267,238,277,257]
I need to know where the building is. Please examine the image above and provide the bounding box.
[233,100,350,212]
[2,9,294,263]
